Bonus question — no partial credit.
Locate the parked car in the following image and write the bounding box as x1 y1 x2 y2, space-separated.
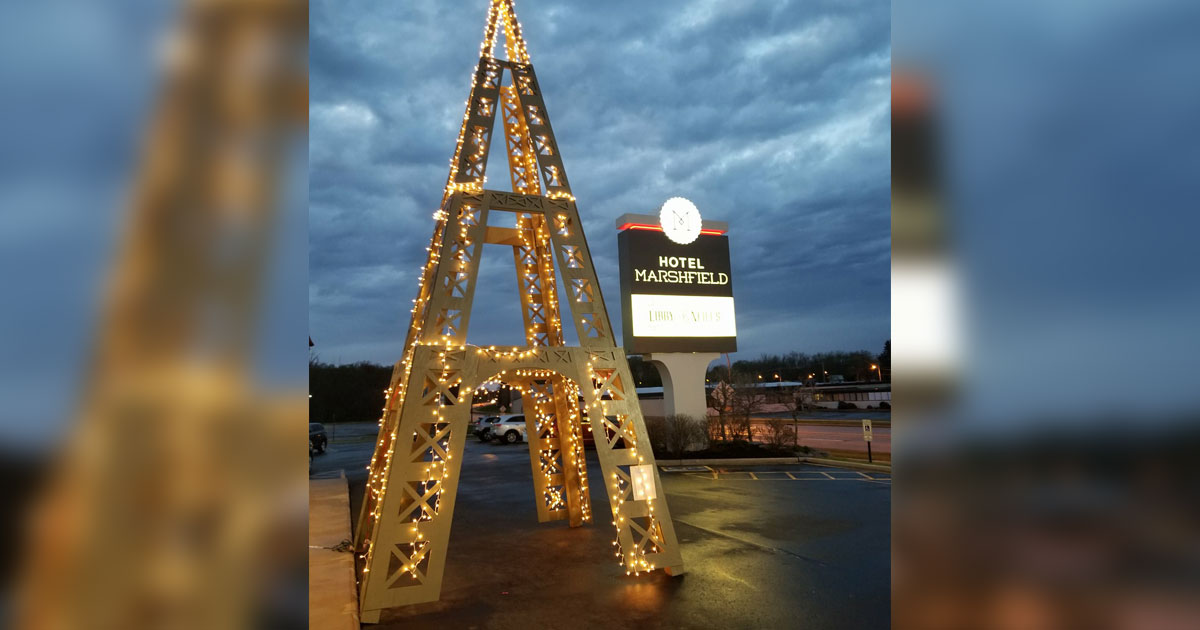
309 422 327 454
488 414 527 444
470 415 499 440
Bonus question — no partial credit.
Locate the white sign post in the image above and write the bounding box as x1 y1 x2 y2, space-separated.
862 419 873 463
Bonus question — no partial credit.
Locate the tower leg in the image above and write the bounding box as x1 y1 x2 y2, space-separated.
519 375 589 524
552 376 589 526
521 382 565 522
357 347 474 611
584 357 685 576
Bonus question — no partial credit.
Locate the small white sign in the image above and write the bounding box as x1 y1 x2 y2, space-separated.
631 464 657 501
862 419 873 442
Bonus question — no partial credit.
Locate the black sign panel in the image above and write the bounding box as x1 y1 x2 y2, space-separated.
617 229 737 353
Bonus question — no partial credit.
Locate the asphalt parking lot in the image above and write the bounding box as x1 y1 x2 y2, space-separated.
312 427 889 629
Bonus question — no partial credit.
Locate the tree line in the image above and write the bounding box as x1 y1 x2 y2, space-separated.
709 342 890 384
309 359 392 424
629 340 891 388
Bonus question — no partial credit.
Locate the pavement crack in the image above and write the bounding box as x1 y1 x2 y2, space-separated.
674 518 828 567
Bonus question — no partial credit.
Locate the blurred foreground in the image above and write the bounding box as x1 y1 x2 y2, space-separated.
0 1 308 629
894 2 1200 628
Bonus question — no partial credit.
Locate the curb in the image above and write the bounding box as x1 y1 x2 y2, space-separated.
750 418 892 429
330 436 376 444
656 456 891 473
657 457 801 467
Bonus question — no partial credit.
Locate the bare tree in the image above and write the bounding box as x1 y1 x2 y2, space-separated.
644 414 708 458
666 414 707 458
763 417 794 450
642 415 666 454
780 382 816 448
729 375 766 442
708 381 736 443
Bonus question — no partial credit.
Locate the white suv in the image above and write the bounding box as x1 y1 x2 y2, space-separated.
488 414 527 444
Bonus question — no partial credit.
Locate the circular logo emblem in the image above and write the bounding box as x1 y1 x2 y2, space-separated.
659 197 702 245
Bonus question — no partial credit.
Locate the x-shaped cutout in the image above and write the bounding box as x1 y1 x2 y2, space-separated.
627 517 665 555
387 542 431 586
580 313 605 338
601 414 636 448
409 422 453 463
570 278 592 302
421 372 461 406
561 245 583 268
398 479 444 523
592 369 625 401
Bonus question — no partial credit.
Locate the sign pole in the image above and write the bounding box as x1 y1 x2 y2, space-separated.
644 352 721 419
862 419 873 463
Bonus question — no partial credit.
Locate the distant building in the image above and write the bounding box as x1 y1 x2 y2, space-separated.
702 380 891 411
634 387 666 416
807 382 890 408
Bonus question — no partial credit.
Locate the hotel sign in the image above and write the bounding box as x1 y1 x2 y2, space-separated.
616 205 737 353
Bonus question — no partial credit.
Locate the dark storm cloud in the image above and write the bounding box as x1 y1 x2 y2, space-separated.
310 0 890 365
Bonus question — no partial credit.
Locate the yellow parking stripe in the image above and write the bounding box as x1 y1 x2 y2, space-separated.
678 470 891 482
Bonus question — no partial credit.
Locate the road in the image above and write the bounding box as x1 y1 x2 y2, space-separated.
750 421 891 458
755 409 892 422
311 428 890 629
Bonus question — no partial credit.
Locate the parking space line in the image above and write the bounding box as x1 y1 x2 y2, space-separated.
671 469 891 483
829 472 863 479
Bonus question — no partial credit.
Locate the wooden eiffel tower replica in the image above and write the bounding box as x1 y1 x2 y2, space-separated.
353 0 684 621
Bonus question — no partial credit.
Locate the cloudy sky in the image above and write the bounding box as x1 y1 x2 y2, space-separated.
310 0 890 366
